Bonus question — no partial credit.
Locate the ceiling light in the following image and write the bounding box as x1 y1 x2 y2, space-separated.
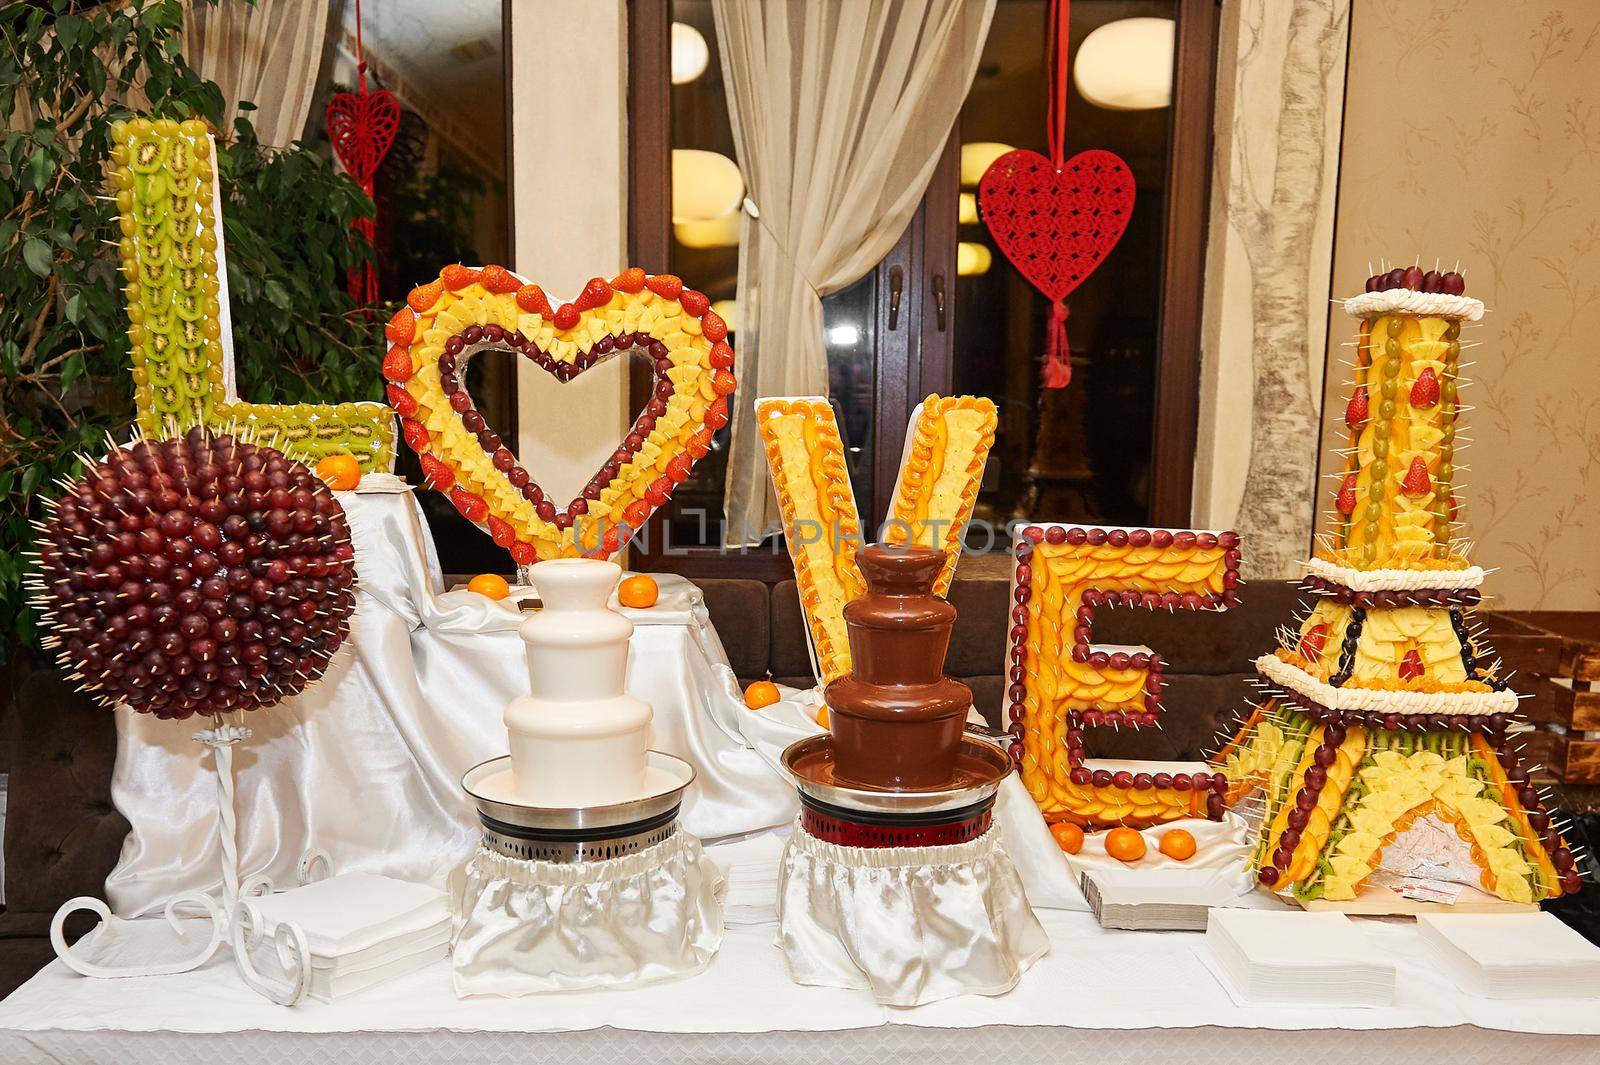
957 242 992 276
959 192 979 225
1074 18 1175 111
671 22 710 85
671 149 744 223
826 324 861 346
674 210 741 249
960 142 1016 187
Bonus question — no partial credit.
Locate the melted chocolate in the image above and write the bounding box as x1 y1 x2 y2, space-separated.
825 544 971 789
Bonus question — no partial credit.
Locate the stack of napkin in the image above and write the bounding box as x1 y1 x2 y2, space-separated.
1202 910 1395 1006
1418 913 1600 999
247 873 450 1002
1081 869 1238 931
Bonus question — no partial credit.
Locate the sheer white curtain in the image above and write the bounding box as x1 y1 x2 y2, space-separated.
184 0 330 147
712 0 995 545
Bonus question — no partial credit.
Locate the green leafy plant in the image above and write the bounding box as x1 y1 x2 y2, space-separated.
0 0 382 666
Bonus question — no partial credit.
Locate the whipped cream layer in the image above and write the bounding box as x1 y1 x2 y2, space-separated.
1343 289 1485 321
1255 654 1519 717
1302 557 1486 592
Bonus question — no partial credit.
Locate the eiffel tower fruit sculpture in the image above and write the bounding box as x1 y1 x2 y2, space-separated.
1214 264 1581 908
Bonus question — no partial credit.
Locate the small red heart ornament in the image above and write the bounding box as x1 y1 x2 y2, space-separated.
325 89 400 189
978 148 1135 304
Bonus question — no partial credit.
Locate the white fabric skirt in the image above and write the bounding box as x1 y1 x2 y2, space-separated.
776 821 1048 1006
449 829 723 997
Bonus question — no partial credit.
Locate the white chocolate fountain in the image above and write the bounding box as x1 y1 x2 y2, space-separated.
473 558 677 808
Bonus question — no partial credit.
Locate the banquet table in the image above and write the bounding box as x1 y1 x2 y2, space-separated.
2 834 1598 1064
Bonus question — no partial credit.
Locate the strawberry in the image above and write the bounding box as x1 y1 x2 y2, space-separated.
1299 623 1329 660
418 454 454 491
401 419 430 451
386 382 417 418
385 306 416 345
612 267 647 293
510 540 537 566
407 279 444 313
711 369 737 396
479 265 521 293
575 277 613 311
666 453 694 484
704 395 730 430
1410 367 1440 408
623 499 651 528
1335 473 1357 515
450 487 487 523
1345 387 1369 430
688 426 714 459
1398 648 1425 681
1448 492 1460 523
708 340 735 369
680 289 710 316
602 524 622 554
646 273 683 300
487 514 515 548
1400 455 1431 496
382 344 414 382
701 309 727 342
516 284 552 316
441 264 481 290
645 476 674 506
552 303 580 331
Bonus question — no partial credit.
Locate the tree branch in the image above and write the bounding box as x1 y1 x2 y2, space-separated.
18 273 57 368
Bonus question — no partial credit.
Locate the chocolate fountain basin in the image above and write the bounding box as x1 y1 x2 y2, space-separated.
781 732 1011 816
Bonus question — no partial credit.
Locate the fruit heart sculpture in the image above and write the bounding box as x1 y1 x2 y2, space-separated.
1007 523 1242 829
1213 263 1581 909
383 265 734 563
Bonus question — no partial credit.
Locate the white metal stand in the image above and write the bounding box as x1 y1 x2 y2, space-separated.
49 719 322 1005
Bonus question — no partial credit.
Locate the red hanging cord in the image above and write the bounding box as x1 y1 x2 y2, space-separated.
1040 0 1072 388
326 0 398 307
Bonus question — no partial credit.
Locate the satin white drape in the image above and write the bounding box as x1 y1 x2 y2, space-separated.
184 0 329 146
450 832 724 997
777 823 1048 1007
711 0 996 544
106 487 799 917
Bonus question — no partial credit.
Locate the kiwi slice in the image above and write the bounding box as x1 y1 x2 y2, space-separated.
129 136 167 175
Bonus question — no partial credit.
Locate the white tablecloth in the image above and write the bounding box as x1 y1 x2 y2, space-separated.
106 487 798 916
3 834 1599 1064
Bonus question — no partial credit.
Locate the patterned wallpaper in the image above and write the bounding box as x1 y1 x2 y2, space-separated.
1323 1 1600 609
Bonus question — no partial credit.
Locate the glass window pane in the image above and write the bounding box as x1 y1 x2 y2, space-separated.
954 0 1175 537
315 1 511 575
666 0 883 547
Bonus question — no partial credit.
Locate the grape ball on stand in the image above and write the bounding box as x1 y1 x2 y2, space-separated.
31 426 358 720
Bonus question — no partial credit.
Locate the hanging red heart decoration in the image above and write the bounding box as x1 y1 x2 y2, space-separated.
326 88 400 191
325 1 399 307
978 148 1135 305
972 0 1137 388
326 87 399 305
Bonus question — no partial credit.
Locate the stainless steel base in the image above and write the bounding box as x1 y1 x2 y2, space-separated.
480 818 680 863
462 751 696 864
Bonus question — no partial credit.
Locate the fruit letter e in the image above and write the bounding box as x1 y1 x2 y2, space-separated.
1005 524 1241 829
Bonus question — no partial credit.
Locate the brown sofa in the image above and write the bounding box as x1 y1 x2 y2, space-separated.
0 576 1303 997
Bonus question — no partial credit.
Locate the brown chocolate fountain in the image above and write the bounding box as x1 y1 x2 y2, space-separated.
825 544 972 789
